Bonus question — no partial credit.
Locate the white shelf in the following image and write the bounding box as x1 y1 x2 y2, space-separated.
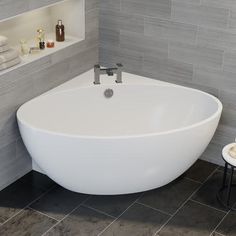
0 0 85 76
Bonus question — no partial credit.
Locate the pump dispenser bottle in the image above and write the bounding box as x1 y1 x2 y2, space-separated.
56 20 65 42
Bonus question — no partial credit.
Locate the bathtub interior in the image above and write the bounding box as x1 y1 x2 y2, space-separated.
17 84 220 137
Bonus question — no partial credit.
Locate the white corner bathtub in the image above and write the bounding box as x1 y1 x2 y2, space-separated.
17 70 222 195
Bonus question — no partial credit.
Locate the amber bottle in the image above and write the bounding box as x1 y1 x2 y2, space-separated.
56 20 65 42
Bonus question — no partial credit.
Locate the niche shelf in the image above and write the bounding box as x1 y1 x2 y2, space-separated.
0 0 85 76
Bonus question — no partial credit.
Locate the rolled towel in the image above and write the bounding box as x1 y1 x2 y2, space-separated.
0 44 9 53
0 48 19 64
0 57 21 71
0 36 8 47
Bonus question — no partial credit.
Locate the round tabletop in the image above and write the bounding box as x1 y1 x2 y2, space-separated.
222 143 236 167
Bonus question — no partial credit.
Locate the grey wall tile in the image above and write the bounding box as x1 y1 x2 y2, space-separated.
223 52 236 73
169 42 224 68
68 46 99 78
193 66 236 91
0 0 29 21
171 1 229 29
100 9 144 33
33 60 70 95
0 141 31 191
29 0 62 10
86 8 99 37
121 0 171 19
143 57 193 83
100 28 120 48
0 0 99 190
86 0 99 12
99 0 120 11
202 0 236 10
219 89 236 111
120 30 168 60
221 108 236 127
99 0 236 168
145 17 197 44
229 10 236 28
197 27 236 50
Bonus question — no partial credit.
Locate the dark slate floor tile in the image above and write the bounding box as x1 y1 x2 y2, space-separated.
101 203 169 236
216 211 236 236
158 200 225 236
45 205 113 236
0 207 57 236
30 185 88 220
213 233 225 236
138 177 200 215
184 159 218 183
0 171 55 224
84 193 141 217
191 170 236 211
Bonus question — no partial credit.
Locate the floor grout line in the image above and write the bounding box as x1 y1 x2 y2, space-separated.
0 184 56 227
41 195 91 236
97 192 145 236
27 207 59 222
183 177 202 184
136 202 172 217
189 199 227 214
212 231 226 236
209 209 230 236
154 167 220 236
81 204 116 219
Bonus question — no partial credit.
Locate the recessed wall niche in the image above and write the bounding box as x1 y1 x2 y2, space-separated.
0 0 85 75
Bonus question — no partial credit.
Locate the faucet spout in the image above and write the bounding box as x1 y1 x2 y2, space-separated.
94 64 123 85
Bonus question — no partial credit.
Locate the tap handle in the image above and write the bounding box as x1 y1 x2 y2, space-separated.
116 63 123 68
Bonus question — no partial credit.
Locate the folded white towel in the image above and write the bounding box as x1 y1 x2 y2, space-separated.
0 48 19 64
0 44 9 53
0 57 21 71
0 36 8 47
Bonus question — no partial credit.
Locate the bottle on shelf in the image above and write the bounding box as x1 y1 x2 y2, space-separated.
56 20 65 42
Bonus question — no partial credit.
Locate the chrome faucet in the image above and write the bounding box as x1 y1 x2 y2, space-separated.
94 63 123 85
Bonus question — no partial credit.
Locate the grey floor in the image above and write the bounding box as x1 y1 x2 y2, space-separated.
0 160 235 236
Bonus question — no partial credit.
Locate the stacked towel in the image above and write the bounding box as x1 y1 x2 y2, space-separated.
0 36 20 71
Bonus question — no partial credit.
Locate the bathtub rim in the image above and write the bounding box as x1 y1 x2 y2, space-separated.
17 81 223 140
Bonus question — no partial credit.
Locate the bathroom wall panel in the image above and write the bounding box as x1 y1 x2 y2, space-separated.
144 17 197 44
121 0 171 19
169 42 224 68
99 0 236 165
0 141 31 190
171 1 229 29
29 0 63 10
0 0 29 21
100 9 144 33
99 0 120 11
0 0 99 190
197 27 236 51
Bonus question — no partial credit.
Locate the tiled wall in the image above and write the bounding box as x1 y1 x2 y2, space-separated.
99 0 236 165
0 0 99 190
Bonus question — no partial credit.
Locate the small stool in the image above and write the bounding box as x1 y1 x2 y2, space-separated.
217 143 236 210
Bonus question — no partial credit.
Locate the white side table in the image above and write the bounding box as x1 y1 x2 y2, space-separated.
217 143 236 209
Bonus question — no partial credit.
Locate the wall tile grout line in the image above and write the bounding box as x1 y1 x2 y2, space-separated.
27 207 59 222
97 192 145 236
154 167 220 235
0 184 57 227
41 195 92 236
